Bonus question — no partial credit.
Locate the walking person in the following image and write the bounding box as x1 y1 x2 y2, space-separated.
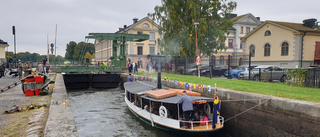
178 90 194 129
18 60 23 79
23 62 32 77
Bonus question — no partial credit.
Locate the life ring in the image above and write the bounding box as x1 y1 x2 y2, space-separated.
159 106 168 118
204 103 211 115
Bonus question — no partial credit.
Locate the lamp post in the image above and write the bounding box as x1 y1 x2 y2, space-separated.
194 21 200 78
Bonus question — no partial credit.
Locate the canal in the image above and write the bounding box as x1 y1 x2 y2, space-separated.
68 87 177 137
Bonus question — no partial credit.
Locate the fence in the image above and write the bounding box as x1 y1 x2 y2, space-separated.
305 69 320 88
146 55 244 78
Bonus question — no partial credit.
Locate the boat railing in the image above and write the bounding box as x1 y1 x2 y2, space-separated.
179 120 212 130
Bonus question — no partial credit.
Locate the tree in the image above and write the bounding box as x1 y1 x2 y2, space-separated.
84 52 92 61
72 42 95 62
65 41 77 61
148 0 237 57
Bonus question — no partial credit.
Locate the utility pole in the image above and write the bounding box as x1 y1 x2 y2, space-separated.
12 26 16 68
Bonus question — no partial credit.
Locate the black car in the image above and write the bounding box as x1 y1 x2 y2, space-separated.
201 65 228 77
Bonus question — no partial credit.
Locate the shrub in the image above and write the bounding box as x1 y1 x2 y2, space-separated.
286 68 307 87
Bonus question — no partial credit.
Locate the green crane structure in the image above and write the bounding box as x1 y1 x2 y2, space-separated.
85 33 149 68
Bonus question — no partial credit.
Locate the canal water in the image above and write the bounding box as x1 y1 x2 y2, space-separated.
68 87 229 137
68 87 176 137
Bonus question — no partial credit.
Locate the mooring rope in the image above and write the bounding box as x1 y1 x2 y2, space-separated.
224 99 271 122
221 99 262 102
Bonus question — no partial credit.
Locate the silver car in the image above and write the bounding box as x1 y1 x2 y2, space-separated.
238 65 287 82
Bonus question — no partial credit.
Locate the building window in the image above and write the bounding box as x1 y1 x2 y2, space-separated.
149 32 155 41
246 27 251 34
264 44 271 56
281 42 289 56
138 46 143 55
240 26 244 34
143 23 149 28
220 56 224 65
264 30 271 36
240 42 243 49
149 46 155 55
137 31 143 35
250 45 255 57
228 39 233 49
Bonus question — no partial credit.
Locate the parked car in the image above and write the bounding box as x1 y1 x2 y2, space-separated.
239 65 287 82
224 65 258 78
202 65 228 77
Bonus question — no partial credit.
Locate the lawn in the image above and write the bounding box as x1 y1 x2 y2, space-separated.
134 72 320 103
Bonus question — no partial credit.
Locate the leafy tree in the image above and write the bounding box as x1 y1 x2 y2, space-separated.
84 52 93 60
65 41 77 61
72 42 95 62
148 0 237 57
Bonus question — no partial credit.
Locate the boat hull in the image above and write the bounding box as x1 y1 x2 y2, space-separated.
125 97 222 136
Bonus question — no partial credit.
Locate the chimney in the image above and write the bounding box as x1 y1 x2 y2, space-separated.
133 18 138 24
256 17 260 21
303 18 317 28
124 25 127 29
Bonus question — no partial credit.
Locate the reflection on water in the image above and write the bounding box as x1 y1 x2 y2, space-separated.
68 87 177 137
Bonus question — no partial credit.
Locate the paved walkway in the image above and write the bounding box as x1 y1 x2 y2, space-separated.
44 74 78 137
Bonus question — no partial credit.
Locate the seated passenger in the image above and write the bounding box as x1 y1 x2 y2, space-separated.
200 114 209 125
191 111 200 125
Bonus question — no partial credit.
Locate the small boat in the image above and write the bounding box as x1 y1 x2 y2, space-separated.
124 80 224 135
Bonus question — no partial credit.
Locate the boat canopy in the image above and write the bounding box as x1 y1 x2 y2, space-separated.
124 81 169 94
141 94 214 104
124 81 215 104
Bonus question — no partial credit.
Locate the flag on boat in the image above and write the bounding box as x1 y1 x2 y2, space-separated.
213 87 220 128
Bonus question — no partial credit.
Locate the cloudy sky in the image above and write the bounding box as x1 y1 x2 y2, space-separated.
0 0 319 56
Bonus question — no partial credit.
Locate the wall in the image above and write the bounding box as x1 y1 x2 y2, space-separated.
121 74 320 136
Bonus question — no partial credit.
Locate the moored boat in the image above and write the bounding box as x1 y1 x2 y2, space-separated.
124 80 224 135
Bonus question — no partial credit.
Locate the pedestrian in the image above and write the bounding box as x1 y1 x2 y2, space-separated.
42 57 47 72
86 58 89 67
178 90 194 129
127 73 133 82
64 60 68 69
37 62 44 73
132 62 136 73
1 62 5 77
0 62 4 78
129 63 133 73
18 60 23 79
8 57 13 69
46 62 50 74
23 62 32 77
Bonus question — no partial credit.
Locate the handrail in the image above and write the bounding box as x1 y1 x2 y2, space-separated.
179 120 213 130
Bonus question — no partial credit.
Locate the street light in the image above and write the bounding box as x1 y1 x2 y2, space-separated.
194 21 200 78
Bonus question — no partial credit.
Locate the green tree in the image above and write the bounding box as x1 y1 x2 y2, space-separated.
84 52 92 60
65 41 77 61
72 42 95 62
148 0 237 57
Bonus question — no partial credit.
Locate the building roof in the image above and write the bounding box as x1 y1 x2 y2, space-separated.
230 14 248 22
116 17 159 34
272 21 320 32
0 39 9 47
242 20 320 41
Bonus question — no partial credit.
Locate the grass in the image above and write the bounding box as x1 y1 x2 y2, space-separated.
134 72 320 103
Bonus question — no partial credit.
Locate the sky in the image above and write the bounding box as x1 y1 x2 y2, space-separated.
0 0 319 57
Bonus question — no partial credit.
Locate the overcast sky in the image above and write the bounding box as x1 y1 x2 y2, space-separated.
1 0 319 56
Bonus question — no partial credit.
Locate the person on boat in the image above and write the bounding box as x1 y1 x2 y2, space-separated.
191 111 200 125
127 73 133 82
178 90 193 129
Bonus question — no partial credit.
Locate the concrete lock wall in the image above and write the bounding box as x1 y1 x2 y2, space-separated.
122 74 320 136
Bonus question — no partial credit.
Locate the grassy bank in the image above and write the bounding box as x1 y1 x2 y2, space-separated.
135 73 320 103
